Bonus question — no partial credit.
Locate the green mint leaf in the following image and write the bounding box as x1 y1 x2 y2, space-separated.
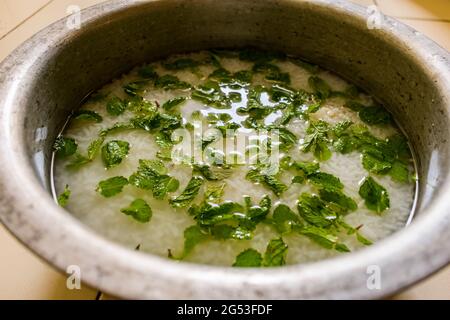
359 176 390 213
246 168 287 196
191 201 246 226
319 188 357 212
389 161 411 183
193 164 232 181
362 150 392 174
301 121 332 161
356 232 373 246
106 96 127 116
308 172 344 190
170 176 204 208
87 137 105 160
300 225 350 252
308 76 331 99
344 100 365 112
180 225 209 258
297 193 337 228
72 110 103 123
123 80 148 96
102 140 130 169
192 81 230 109
66 153 91 169
129 159 179 199
272 204 301 234
121 199 152 223
204 183 226 203
138 64 158 80
152 175 180 199
211 225 253 240
155 75 191 90
162 97 187 111
263 238 288 267
54 136 78 158
57 185 71 207
96 176 128 198
359 106 392 125
233 248 263 267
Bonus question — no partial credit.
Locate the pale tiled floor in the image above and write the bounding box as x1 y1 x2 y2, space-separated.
0 0 449 300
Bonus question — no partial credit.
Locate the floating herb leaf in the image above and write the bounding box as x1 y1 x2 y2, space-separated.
359 106 392 125
102 140 130 169
359 176 390 213
54 136 78 158
96 176 128 198
121 199 152 223
308 76 331 100
162 97 187 111
170 176 204 208
57 185 71 207
263 238 288 267
73 110 103 123
155 75 191 90
233 248 263 267
106 96 127 116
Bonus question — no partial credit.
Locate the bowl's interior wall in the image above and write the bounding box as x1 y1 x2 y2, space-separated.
25 0 449 217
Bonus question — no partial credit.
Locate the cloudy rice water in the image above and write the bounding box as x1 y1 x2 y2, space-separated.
53 50 416 266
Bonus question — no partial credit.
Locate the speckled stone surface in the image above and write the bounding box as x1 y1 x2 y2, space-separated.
0 0 449 299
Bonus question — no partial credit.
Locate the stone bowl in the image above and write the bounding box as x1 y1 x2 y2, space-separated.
0 0 449 299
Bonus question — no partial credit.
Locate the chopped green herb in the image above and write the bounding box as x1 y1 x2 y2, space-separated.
301 121 332 161
359 176 390 213
233 248 263 267
359 106 392 125
272 204 301 234
121 199 152 223
308 76 331 100
192 81 230 109
96 176 128 198
300 225 350 252
54 136 78 158
179 225 209 258
123 80 148 96
246 166 287 196
155 75 191 90
129 159 179 199
106 96 127 116
263 238 288 267
170 176 204 208
162 97 187 111
308 172 343 190
204 183 226 203
138 64 158 80
72 110 103 123
57 185 71 207
101 140 130 169
318 188 357 212
193 164 231 181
